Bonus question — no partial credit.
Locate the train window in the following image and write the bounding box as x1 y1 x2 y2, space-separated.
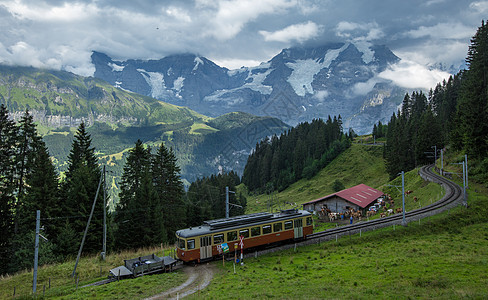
178 239 185 250
187 239 195 250
251 226 261 237
239 229 249 238
227 231 237 242
284 221 293 230
263 225 272 234
306 217 312 226
213 234 224 244
273 222 282 232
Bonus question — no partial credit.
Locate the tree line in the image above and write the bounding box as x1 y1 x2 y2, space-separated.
384 21 488 180
242 116 352 193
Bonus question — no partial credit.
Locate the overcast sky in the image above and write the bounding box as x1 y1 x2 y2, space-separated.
0 0 485 89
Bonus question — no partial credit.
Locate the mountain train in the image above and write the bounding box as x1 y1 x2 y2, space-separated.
175 209 313 263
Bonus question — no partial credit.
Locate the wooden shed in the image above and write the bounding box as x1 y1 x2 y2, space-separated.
302 184 384 214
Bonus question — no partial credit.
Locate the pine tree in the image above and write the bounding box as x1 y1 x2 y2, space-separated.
152 143 185 243
12 119 61 269
454 21 488 159
0 104 18 274
61 122 103 255
115 140 152 249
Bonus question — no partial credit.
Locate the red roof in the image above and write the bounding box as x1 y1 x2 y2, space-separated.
302 184 383 208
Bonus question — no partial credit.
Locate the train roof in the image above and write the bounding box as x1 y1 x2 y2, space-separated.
176 209 311 238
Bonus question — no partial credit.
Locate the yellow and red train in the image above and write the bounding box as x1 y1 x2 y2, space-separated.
175 209 313 263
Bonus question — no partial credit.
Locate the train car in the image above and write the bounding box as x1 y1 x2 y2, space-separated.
175 209 313 263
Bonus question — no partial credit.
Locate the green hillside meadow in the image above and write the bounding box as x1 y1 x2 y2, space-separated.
1 142 486 299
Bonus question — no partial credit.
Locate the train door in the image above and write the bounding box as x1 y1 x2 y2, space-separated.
294 218 303 239
200 236 212 260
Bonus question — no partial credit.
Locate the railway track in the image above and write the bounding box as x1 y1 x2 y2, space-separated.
244 164 464 258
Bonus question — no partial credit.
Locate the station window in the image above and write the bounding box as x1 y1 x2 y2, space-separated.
178 239 185 250
263 225 272 234
227 231 237 242
251 226 261 237
273 222 282 232
306 217 313 226
213 234 224 244
239 229 249 238
187 239 195 250
284 221 293 230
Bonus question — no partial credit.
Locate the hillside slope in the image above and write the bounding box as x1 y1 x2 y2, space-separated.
243 142 388 213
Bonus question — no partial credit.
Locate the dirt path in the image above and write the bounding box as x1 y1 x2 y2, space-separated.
145 263 216 299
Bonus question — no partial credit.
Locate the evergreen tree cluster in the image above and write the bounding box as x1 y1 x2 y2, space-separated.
385 21 488 180
372 121 387 139
0 106 188 275
0 106 66 274
186 171 246 227
384 91 443 179
242 117 352 193
114 140 185 248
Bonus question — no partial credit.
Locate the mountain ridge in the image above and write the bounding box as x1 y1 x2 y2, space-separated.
91 42 406 134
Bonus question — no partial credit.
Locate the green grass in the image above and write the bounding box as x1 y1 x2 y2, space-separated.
0 246 185 299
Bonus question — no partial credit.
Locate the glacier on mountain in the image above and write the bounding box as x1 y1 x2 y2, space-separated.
91 42 405 134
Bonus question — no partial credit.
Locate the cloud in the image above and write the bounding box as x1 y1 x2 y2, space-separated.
469 1 488 13
1 1 98 22
335 21 384 41
0 0 481 76
350 78 381 96
405 22 474 39
378 60 451 90
165 6 191 23
203 0 295 40
211 58 262 69
259 21 322 43
313 90 329 102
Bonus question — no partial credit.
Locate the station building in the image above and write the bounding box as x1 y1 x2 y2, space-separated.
302 184 384 214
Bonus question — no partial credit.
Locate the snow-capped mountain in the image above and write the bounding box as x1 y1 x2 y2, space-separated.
92 43 406 134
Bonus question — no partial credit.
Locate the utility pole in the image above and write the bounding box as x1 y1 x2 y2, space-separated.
431 145 437 167
102 165 107 260
401 171 406 226
462 161 467 206
226 186 229 218
441 149 444 175
465 154 468 189
33 210 40 294
225 186 239 218
72 173 103 277
453 161 467 207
